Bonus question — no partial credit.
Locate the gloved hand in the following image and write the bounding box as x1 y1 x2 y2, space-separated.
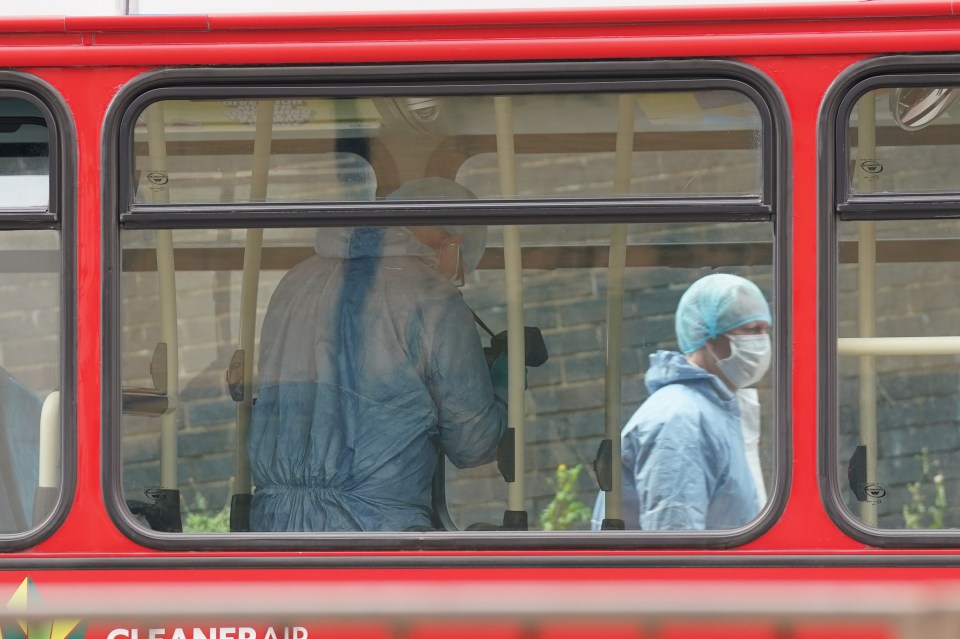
490 354 528 400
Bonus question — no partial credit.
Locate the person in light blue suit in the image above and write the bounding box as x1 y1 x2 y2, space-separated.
593 273 772 531
0 367 42 533
248 178 507 532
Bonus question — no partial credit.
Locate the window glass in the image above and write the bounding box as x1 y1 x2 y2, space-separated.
443 221 774 531
130 91 763 204
836 218 960 530
0 92 58 540
119 221 775 535
117 82 776 540
847 87 960 196
838 83 960 532
0 97 49 209
0 229 60 533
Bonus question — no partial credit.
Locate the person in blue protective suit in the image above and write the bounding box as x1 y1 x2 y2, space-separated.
592 272 772 531
247 177 508 532
0 366 42 533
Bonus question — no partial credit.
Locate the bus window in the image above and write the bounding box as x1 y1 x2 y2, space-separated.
0 93 63 540
111 71 782 545
127 92 763 204
847 86 960 196
0 97 48 209
830 82 960 538
0 231 60 535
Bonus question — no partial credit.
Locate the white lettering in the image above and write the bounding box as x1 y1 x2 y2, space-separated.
150 629 166 639
292 628 307 639
107 629 131 639
172 628 187 639
220 628 235 639
238 628 256 639
263 628 278 639
193 629 210 639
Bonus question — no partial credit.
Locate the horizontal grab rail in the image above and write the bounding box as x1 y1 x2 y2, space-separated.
838 336 960 356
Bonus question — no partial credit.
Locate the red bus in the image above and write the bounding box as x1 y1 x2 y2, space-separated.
2 1 960 637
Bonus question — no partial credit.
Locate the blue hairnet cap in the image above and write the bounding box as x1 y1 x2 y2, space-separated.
675 273 772 354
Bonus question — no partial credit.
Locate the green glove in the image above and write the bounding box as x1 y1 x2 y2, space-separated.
490 354 527 398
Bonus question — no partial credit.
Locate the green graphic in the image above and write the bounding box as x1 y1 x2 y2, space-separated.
2 578 85 639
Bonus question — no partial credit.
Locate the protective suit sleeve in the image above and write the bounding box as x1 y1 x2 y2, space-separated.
0 368 42 533
632 411 709 531
428 295 508 469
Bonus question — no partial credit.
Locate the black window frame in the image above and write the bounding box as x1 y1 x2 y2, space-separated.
821 55 960 547
0 73 76 551
104 60 790 552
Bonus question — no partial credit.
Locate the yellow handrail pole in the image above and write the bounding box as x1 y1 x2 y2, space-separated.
838 336 960 355
855 93 878 526
600 94 634 528
494 95 527 528
146 102 180 494
234 101 274 501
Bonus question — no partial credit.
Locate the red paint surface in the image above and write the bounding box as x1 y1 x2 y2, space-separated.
1 6 960 632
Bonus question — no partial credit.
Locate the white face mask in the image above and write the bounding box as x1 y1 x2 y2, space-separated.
712 333 772 389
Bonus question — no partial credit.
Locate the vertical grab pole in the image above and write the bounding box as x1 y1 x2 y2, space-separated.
230 100 274 532
146 102 183 530
856 94 878 526
494 96 527 530
598 94 634 530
